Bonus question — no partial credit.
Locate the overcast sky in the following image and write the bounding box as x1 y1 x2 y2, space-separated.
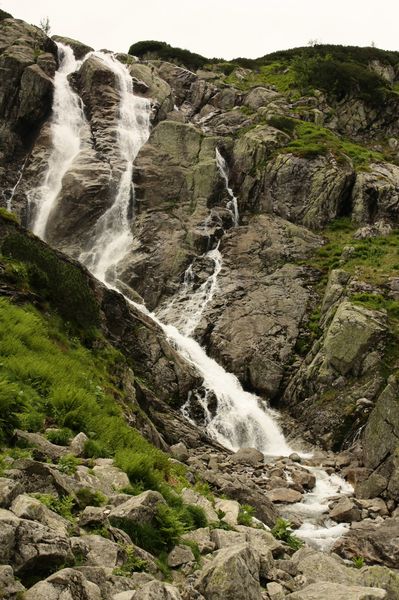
2 0 398 59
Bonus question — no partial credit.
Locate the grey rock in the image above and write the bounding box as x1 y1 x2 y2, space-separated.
211 528 247 549
69 431 89 456
0 477 23 508
286 582 386 599
329 497 362 523
196 543 262 600
134 580 182 599
182 527 215 554
109 491 166 527
11 493 69 536
23 568 102 600
214 498 240 526
167 544 195 567
170 442 189 463
181 488 218 522
0 565 25 599
267 488 303 503
230 447 264 467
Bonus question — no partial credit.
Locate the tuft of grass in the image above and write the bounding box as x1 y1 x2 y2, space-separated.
46 428 73 446
113 544 148 576
352 556 366 569
34 493 75 522
75 487 107 509
57 454 80 475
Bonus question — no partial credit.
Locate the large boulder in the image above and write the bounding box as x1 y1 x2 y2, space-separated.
11 493 69 536
286 582 386 599
291 547 360 585
134 580 182 599
332 518 399 569
196 543 262 600
0 478 23 508
351 163 399 225
23 568 102 600
109 490 166 527
0 565 25 599
359 376 399 501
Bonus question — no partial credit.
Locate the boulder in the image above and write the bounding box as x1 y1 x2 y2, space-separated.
359 566 399 600
91 463 131 494
69 432 89 456
210 528 246 550
236 525 286 558
134 580 182 599
13 518 73 576
11 493 70 536
329 497 362 523
267 488 303 503
71 535 122 568
286 582 386 599
79 506 110 528
182 527 215 554
214 498 240 526
230 447 264 467
291 547 360 585
52 35 94 59
0 508 19 563
14 430 69 461
181 488 218 522
333 518 399 569
196 543 262 600
109 490 166 527
0 477 23 508
267 582 285 600
167 544 195 567
0 565 25 599
170 442 189 463
23 568 102 600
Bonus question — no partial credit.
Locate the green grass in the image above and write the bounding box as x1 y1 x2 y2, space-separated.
278 121 385 168
0 297 172 487
237 504 255 526
33 493 76 522
225 61 298 95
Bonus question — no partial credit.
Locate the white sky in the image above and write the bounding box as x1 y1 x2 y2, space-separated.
2 0 398 59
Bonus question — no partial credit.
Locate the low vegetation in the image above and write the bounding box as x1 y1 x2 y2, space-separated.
271 517 304 550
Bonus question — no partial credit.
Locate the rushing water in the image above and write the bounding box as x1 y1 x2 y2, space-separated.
78 52 151 286
27 44 352 549
215 147 239 226
31 43 85 239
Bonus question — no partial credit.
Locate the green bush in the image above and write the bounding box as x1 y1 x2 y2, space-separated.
267 115 296 135
128 40 219 71
34 493 75 522
113 544 148 576
76 487 107 509
57 454 79 475
0 208 19 223
0 377 25 443
46 428 73 446
237 504 255 526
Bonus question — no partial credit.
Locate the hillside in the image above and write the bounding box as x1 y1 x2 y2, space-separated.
1 13 399 599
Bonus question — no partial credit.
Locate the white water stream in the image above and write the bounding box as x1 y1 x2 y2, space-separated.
215 147 239 226
31 43 86 240
26 44 352 551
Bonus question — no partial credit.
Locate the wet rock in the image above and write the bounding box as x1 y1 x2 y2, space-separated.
267 488 303 503
329 497 362 523
290 470 316 491
230 447 264 467
196 543 262 600
167 544 195 567
52 35 94 59
23 568 102 600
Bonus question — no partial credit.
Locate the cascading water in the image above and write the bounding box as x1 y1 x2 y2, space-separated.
78 52 151 286
31 43 86 239
6 156 29 211
28 44 352 550
215 147 239 226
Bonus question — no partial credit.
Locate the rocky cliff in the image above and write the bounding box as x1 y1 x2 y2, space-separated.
1 12 399 599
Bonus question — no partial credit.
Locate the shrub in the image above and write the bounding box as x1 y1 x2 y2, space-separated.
352 556 365 569
76 487 107 509
113 544 148 576
0 377 25 443
46 428 73 446
34 493 75 522
272 518 303 550
237 504 255 526
57 454 80 475
128 40 217 71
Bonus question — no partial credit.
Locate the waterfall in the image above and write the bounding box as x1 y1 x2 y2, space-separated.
26 44 353 550
6 156 29 211
78 52 151 286
31 43 85 239
157 246 222 337
216 147 239 226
